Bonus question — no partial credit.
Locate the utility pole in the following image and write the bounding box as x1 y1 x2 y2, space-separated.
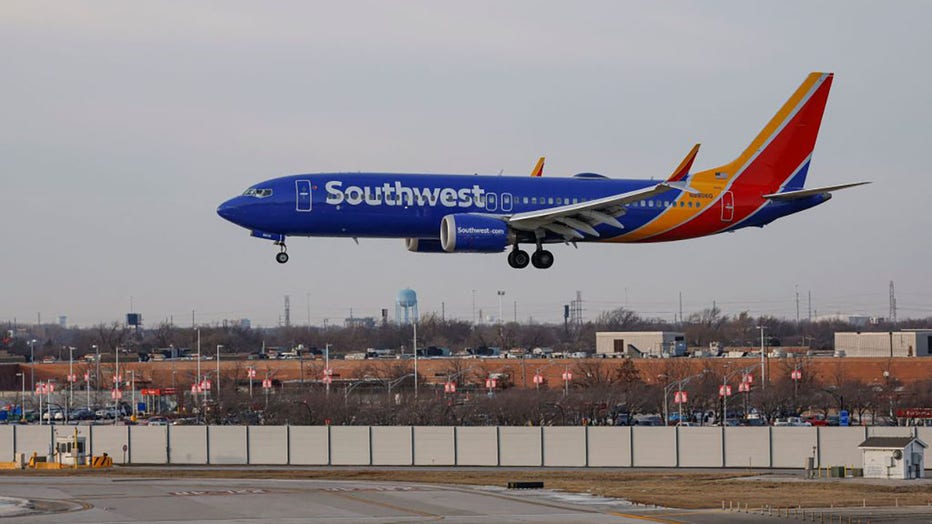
889 281 897 324
471 289 476 325
795 285 800 326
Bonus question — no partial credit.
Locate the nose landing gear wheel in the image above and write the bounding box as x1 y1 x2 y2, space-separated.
508 249 530 269
275 252 289 264
531 249 554 269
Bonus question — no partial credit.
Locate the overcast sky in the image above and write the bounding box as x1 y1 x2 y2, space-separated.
2 1 930 328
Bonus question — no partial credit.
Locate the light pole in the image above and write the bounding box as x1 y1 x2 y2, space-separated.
324 344 331 396
28 339 37 391
216 344 223 399
756 325 767 389
92 344 100 401
130 370 136 420
662 370 708 426
413 323 418 399
497 290 505 323
15 373 24 422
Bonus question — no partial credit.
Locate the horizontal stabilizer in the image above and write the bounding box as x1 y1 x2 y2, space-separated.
762 182 870 200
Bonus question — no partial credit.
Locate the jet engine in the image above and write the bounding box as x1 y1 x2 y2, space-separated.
440 214 511 253
405 238 447 253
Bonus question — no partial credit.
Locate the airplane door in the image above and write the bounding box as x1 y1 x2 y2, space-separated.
485 192 498 211
296 180 312 212
500 193 513 212
720 191 734 222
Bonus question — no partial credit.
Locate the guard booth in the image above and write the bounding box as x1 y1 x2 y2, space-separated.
54 433 87 466
858 437 926 479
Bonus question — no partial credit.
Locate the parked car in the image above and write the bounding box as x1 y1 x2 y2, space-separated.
95 406 127 419
145 416 169 426
69 408 95 421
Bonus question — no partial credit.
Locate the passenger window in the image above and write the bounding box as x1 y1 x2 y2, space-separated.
679 201 685 207
523 197 529 204
531 197 537 204
572 198 578 204
548 197 554 205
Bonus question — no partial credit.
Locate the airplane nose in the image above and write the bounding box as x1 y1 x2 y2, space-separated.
217 198 240 223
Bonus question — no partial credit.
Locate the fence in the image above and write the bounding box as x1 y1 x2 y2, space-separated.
6 425 929 468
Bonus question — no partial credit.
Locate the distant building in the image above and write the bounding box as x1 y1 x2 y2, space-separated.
345 317 376 329
812 314 872 327
834 330 932 357
596 332 686 358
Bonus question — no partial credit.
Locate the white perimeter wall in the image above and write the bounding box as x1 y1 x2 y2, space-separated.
6 425 927 469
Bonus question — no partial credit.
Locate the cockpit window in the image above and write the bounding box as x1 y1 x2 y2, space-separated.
242 188 273 198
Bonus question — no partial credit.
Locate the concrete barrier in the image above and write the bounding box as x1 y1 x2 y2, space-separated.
288 426 328 465
413 426 455 466
371 426 412 465
499 427 542 466
330 426 370 465
248 426 288 465
455 426 497 466
208 426 247 465
678 427 723 467
633 427 676 467
169 426 208 464
543 427 587 467
130 426 167 464
818 427 868 468
587 426 631 467
4 424 928 470
771 427 817 468
724 426 770 468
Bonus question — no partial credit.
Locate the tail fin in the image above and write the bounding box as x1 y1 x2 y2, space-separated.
699 73 833 192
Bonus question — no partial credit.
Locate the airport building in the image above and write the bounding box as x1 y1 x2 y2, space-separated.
595 331 686 358
834 330 932 357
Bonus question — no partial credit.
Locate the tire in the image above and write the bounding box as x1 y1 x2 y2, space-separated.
508 249 530 269
275 252 289 264
531 249 554 269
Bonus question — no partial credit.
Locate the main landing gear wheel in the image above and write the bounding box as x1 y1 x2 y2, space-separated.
531 249 554 269
508 249 530 269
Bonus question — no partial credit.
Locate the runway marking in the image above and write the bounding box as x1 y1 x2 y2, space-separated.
170 488 266 496
329 490 439 518
609 512 683 523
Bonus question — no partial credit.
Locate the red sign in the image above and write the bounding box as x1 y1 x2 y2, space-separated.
321 375 332 385
66 374 76 383
896 408 932 418
163 387 176 395
562 371 573 382
791 369 802 380
140 388 149 396
674 390 688 404
323 368 333 376
83 372 90 382
742 373 754 384
718 385 732 397
261 378 272 389
444 381 456 393
247 368 257 379
532 374 544 385
111 388 122 400
738 382 751 393
485 378 497 389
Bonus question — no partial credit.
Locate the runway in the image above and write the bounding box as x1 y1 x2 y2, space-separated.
0 476 773 523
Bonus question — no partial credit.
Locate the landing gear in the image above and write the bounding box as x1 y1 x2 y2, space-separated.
531 249 554 269
508 248 530 269
275 241 289 264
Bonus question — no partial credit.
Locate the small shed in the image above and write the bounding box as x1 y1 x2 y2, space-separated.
858 437 926 479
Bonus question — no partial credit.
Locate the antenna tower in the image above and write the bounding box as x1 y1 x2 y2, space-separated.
889 281 897 324
284 295 291 327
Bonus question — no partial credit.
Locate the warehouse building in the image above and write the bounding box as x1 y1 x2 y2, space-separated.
596 331 686 358
834 330 932 357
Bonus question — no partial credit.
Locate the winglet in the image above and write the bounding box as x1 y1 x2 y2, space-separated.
666 144 700 182
530 156 545 177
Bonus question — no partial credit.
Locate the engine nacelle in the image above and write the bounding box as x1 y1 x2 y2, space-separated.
405 238 447 253
440 214 510 253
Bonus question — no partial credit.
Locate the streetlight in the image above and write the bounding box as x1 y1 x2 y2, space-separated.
497 290 506 324
28 339 37 391
413 322 419 399
662 370 708 426
216 344 223 398
756 325 767 389
324 344 331 396
15 372 24 422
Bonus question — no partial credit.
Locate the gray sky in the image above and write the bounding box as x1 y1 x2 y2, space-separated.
2 1 931 328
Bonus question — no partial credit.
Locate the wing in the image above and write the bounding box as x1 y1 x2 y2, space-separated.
507 145 701 239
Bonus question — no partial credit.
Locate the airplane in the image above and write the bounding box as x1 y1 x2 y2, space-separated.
218 72 868 269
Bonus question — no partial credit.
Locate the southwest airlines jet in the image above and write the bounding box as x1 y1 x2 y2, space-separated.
218 73 867 269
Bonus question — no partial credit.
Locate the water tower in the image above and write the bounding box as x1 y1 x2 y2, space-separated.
396 288 419 325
